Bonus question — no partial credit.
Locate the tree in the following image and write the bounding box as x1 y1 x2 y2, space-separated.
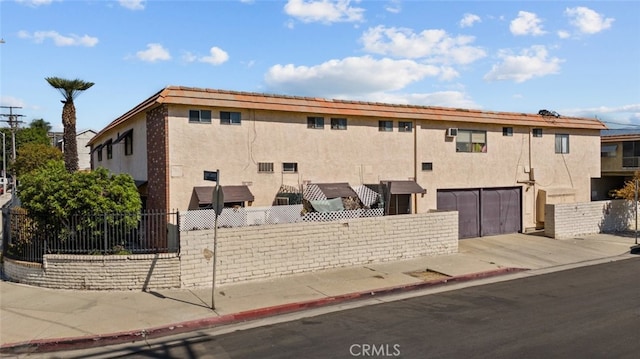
45 77 94 173
18 160 142 250
612 171 640 200
12 143 62 177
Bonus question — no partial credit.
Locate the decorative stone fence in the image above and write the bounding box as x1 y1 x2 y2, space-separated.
544 199 635 239
2 211 458 290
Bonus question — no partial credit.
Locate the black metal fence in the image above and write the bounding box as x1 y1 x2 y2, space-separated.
2 208 180 263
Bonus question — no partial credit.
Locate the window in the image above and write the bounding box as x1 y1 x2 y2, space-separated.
282 162 298 173
379 120 393 132
106 140 113 159
307 117 324 129
503 127 513 136
456 130 487 153
622 141 640 167
97 148 103 162
601 144 617 158
258 162 274 173
421 162 433 171
532 128 543 137
399 121 413 132
189 109 212 123
124 131 133 156
221 111 241 125
331 118 347 130
555 134 570 154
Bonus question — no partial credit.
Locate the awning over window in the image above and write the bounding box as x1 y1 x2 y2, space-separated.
194 185 255 205
315 183 358 198
90 143 104 154
384 180 426 195
601 144 618 153
114 128 133 144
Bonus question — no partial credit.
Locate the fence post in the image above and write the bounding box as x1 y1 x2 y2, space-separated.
103 213 108 254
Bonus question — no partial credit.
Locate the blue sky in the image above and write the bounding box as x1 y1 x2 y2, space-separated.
1 0 638 132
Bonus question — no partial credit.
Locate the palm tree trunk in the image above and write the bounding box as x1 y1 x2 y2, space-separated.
62 101 79 172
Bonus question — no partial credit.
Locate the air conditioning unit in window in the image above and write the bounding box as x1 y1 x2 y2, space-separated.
446 128 458 137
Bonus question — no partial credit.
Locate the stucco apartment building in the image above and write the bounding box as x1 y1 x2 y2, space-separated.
88 86 606 238
592 130 640 200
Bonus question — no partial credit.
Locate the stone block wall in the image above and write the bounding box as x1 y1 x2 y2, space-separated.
3 253 180 290
544 199 635 239
180 211 458 288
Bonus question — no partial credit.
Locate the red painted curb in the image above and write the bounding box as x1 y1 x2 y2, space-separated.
0 267 527 354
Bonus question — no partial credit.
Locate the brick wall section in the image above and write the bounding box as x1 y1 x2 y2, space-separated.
3 254 180 290
180 211 459 288
146 105 169 212
544 199 635 239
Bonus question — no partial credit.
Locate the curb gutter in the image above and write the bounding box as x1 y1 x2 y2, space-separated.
0 267 527 355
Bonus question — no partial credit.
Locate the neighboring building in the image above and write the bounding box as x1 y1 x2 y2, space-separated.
592 129 640 200
88 86 606 238
55 129 97 171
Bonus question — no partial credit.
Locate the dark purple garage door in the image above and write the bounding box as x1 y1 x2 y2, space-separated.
437 187 522 239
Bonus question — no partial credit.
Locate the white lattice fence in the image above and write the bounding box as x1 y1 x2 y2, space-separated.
180 205 304 231
302 208 384 222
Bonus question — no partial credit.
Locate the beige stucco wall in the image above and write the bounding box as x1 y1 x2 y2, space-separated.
164 105 601 230
77 130 96 170
89 102 602 232
91 113 148 182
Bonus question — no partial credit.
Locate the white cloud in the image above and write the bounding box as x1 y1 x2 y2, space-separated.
565 7 614 34
360 25 486 65
119 0 145 10
16 0 54 7
460 13 481 28
510 11 546 36
557 30 570 39
563 104 640 126
186 46 229 65
284 0 364 24
265 56 446 97
136 43 171 62
484 45 563 83
18 30 98 47
385 0 401 14
0 96 25 108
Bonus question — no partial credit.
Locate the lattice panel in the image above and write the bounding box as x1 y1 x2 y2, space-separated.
302 208 384 222
353 185 381 207
180 205 304 231
303 184 327 201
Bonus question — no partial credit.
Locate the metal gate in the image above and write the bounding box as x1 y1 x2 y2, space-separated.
437 187 522 239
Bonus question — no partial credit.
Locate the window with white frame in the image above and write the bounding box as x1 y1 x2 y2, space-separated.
282 162 298 173
503 127 513 136
456 130 487 153
331 118 347 130
189 110 212 123
221 111 241 125
533 128 543 137
307 117 324 129
555 134 570 154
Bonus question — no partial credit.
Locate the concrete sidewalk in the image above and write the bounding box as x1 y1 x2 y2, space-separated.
1 231 638 354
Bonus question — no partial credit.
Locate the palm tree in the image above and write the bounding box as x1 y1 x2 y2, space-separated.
45 77 94 172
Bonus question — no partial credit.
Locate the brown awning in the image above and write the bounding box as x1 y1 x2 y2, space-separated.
385 180 426 195
315 183 358 198
194 185 254 205
114 128 133 144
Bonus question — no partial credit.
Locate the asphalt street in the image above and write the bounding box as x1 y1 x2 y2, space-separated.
51 257 640 359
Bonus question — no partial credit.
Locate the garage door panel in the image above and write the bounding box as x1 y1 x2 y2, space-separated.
438 187 521 239
437 190 479 239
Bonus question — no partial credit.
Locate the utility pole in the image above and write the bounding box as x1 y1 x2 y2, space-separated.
0 106 25 199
